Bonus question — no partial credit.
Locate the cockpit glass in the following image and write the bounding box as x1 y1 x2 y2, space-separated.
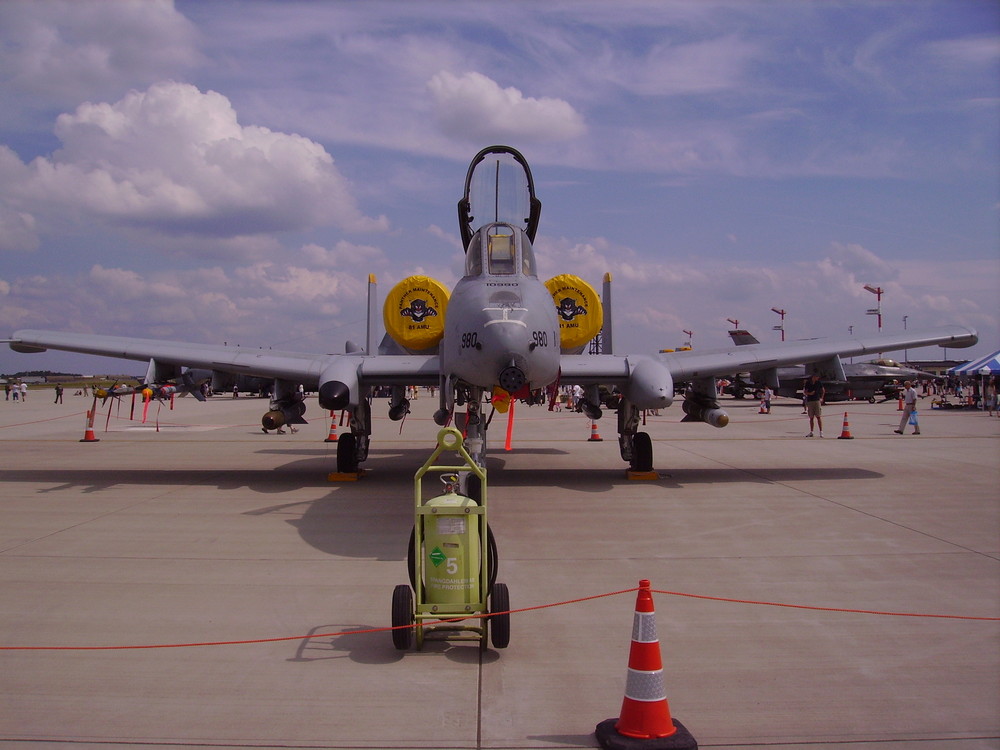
467 152 531 235
488 233 515 275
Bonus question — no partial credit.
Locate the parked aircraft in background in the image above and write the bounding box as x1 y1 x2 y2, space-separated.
7 146 978 475
725 330 942 402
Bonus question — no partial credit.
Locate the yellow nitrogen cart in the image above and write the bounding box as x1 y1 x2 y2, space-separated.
391 427 509 651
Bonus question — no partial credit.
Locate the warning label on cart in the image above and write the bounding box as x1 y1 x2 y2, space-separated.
436 517 467 535
429 547 447 567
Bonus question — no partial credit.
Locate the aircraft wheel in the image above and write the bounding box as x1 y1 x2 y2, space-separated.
336 432 358 473
489 582 510 649
391 584 414 650
868 396 876 404
630 432 653 472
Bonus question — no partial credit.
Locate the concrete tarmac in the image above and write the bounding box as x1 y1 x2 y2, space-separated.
1 389 998 749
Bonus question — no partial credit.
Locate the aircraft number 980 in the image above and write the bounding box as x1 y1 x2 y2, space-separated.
532 331 549 347
461 332 479 349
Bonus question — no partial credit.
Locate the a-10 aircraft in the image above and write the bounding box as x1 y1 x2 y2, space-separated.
725 330 941 402
7 145 978 475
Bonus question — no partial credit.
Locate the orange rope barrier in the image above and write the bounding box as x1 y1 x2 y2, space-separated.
2 585 995 651
0 411 88 429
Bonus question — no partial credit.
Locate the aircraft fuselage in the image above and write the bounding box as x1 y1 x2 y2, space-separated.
442 223 560 395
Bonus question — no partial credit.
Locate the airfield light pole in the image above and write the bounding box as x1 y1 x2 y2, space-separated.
863 285 883 333
771 307 786 342
683 329 693 348
902 315 908 363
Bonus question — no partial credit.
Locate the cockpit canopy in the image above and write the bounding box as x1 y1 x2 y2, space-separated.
458 145 541 249
464 222 537 278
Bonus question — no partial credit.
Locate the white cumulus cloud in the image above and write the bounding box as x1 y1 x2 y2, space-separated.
4 82 389 247
428 71 586 144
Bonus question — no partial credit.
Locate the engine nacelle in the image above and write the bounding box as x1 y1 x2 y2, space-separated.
544 274 603 354
383 275 449 353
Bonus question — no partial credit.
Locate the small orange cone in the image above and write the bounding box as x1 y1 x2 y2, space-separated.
595 580 697 749
588 421 604 442
324 410 339 443
837 412 854 440
80 406 100 443
897 397 904 411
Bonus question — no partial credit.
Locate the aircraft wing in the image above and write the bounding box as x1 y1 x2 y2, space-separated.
559 325 978 391
7 329 439 389
659 325 977 382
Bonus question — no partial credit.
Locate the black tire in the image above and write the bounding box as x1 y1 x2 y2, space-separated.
630 431 653 472
336 432 358 473
466 473 482 504
489 582 510 649
391 584 413 650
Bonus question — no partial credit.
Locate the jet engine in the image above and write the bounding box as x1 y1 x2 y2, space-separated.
544 274 603 353
383 275 450 353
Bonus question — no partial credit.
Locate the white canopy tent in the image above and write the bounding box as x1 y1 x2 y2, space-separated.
948 349 1000 376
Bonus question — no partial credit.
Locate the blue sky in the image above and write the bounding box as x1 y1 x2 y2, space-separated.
1 0 997 375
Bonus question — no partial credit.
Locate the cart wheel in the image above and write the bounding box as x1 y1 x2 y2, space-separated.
391 584 414 650
489 582 510 649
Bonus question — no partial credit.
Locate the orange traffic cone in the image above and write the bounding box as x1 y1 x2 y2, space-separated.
589 421 604 442
324 410 339 443
897 397 904 411
80 405 100 443
837 412 854 440
595 580 697 750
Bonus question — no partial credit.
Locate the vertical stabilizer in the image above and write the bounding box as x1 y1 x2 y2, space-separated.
366 274 378 356
602 272 614 355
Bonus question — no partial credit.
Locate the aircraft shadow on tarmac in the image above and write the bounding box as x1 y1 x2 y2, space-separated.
0 449 882 562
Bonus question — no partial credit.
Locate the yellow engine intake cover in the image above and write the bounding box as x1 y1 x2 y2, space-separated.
383 275 449 351
545 274 603 351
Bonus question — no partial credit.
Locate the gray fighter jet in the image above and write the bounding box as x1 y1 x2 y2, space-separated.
7 146 978 474
726 330 941 402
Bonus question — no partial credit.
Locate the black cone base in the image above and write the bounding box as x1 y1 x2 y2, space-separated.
595 717 697 750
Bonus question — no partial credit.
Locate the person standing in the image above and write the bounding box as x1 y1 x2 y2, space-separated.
54 383 64 404
19 382 27 402
803 373 825 437
895 381 921 435
762 385 774 414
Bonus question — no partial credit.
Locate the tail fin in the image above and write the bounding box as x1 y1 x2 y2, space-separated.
366 273 377 356
601 272 613 355
729 329 760 346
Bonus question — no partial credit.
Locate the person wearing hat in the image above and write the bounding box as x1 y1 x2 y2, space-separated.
895 381 921 435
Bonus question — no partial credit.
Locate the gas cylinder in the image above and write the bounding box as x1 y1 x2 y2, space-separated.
421 479 481 606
